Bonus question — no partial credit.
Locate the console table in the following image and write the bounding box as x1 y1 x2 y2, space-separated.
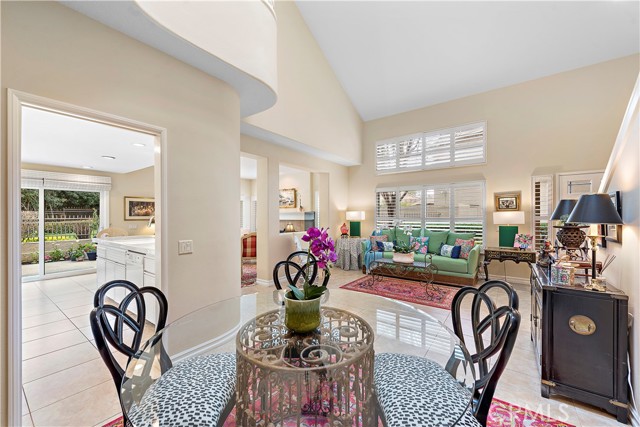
483 246 536 280
530 264 629 422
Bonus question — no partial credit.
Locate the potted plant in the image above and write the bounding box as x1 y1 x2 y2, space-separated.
284 227 337 333
392 240 418 264
84 243 98 261
69 245 85 262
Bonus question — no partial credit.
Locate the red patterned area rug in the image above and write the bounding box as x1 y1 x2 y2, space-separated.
340 275 457 310
103 398 574 427
241 262 257 287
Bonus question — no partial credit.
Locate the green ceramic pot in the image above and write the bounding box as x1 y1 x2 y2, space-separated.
284 293 321 333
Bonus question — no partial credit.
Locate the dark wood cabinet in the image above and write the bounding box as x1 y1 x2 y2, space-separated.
530 264 629 423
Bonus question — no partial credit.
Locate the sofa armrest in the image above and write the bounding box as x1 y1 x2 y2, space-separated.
467 245 481 274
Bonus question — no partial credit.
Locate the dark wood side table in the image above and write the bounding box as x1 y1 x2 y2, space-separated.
483 246 537 280
530 264 629 423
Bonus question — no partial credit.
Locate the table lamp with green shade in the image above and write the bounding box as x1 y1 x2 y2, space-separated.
346 211 365 237
493 211 525 247
566 193 623 291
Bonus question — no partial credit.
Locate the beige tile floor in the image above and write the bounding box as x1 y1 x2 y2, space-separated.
20 270 623 426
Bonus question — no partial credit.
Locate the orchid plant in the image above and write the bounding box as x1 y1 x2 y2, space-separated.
288 227 337 301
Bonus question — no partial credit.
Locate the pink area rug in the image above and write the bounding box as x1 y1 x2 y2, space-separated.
340 275 457 310
241 262 257 287
103 398 574 427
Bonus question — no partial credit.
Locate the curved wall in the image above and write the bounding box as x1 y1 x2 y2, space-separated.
63 0 277 117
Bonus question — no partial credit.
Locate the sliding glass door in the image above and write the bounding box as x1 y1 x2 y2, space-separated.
21 180 108 281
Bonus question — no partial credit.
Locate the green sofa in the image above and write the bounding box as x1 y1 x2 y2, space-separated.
361 228 481 286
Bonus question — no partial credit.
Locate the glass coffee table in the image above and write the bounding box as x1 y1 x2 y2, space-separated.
368 254 443 301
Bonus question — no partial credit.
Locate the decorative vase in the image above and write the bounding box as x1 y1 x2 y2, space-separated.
554 225 588 250
550 263 575 286
284 293 321 333
392 252 414 263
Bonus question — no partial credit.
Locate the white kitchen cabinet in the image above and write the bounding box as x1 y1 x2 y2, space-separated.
95 237 158 325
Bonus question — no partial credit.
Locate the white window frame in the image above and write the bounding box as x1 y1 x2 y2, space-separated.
375 180 486 245
532 175 554 250
375 121 487 175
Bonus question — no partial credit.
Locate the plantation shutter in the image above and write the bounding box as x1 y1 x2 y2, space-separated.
251 200 257 231
423 132 452 168
454 123 485 164
240 200 244 229
452 183 485 245
376 141 397 173
397 135 423 171
532 175 553 250
397 188 423 230
375 122 486 174
376 181 486 245
375 190 397 229
424 186 451 232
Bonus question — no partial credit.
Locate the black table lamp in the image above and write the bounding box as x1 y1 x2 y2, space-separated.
550 199 577 222
566 194 623 291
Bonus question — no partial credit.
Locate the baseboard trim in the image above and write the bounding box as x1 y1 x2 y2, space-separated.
481 273 530 286
256 278 273 287
631 405 639 427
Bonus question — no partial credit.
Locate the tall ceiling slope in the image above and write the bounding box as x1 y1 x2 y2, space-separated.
63 0 277 117
297 1 640 121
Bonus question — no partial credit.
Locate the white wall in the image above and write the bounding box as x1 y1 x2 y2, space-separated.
244 1 363 166
598 76 640 415
1 5 243 417
279 170 311 214
241 134 349 283
348 55 639 280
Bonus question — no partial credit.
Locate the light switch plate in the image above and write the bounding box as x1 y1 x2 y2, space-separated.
178 240 193 255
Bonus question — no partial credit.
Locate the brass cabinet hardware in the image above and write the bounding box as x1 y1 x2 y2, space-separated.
609 400 629 409
569 315 596 336
541 379 556 387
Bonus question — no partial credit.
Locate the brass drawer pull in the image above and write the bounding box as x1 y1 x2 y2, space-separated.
569 315 596 335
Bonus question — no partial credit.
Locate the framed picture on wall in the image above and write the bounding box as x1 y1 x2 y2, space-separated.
494 192 520 211
605 191 622 243
279 188 297 208
125 196 155 220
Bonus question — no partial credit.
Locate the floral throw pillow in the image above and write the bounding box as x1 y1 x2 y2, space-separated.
455 238 475 260
382 242 395 252
369 235 388 252
410 236 430 254
440 244 461 259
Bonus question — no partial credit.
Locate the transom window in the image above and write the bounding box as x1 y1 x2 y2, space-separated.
375 181 486 245
375 122 486 174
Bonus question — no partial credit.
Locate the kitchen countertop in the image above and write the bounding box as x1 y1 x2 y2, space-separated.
95 236 156 256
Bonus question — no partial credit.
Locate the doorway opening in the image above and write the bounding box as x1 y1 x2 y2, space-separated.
9 90 166 427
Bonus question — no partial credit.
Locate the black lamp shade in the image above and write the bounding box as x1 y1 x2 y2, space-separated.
566 194 623 225
550 199 578 220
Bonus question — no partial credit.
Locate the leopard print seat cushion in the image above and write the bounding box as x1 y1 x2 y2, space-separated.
375 353 480 427
128 353 236 427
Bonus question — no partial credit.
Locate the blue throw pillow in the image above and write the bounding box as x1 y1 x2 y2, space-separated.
376 240 385 251
440 244 462 259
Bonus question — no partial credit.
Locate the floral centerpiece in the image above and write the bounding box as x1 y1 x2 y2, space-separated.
287 227 337 301
392 229 418 263
284 227 337 333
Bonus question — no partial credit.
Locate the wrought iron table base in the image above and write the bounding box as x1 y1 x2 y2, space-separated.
367 257 442 302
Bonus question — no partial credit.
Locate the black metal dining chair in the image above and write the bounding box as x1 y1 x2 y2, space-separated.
273 251 329 290
90 280 236 427
374 280 520 427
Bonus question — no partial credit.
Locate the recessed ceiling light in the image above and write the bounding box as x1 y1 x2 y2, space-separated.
82 166 94 169
132 143 146 147
102 155 116 160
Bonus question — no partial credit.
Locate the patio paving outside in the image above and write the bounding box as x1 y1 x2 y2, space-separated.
22 260 97 278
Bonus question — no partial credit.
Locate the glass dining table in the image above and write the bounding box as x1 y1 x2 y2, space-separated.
121 289 476 427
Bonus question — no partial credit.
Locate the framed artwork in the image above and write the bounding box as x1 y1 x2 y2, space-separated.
494 192 520 211
513 233 533 249
279 188 297 208
124 197 155 220
605 191 622 243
